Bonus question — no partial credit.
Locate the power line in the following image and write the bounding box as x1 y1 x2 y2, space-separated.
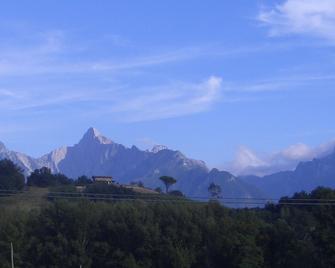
2 192 335 206
0 189 319 200
2 188 335 206
2 189 335 202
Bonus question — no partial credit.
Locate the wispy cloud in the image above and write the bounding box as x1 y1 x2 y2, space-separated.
103 76 222 122
1 24 334 124
258 0 335 42
0 25 320 78
0 45 207 77
0 76 222 122
0 27 211 77
0 29 67 76
222 73 335 96
2 71 335 121
89 47 206 72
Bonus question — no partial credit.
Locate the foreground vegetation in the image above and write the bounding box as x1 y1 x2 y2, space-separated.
1 159 335 267
0 187 335 267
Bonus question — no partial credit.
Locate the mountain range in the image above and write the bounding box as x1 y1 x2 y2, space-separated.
0 128 262 201
1 127 335 201
240 148 335 198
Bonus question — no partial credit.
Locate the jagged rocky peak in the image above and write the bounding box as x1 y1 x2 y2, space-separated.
80 127 113 145
0 141 6 152
151 145 168 153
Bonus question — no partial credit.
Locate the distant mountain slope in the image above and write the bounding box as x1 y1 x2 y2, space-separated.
0 142 39 175
240 149 335 198
0 128 261 202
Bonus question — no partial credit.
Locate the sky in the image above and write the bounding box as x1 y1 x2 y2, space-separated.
1 0 335 175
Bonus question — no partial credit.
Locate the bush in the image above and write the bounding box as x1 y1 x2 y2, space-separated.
27 167 72 187
168 190 184 197
0 159 25 190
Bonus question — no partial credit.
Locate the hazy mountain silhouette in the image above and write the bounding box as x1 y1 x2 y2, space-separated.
240 149 335 198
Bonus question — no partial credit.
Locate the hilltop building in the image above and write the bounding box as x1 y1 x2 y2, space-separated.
92 176 114 185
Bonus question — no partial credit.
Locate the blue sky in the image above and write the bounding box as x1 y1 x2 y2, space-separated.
1 0 335 174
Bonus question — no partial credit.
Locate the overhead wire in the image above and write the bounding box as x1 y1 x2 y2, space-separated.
1 189 335 206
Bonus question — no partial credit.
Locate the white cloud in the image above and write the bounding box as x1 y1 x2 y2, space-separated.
108 76 222 122
225 140 335 176
258 0 335 41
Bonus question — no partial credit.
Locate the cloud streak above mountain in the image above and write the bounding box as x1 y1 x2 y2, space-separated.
0 74 222 122
109 76 222 122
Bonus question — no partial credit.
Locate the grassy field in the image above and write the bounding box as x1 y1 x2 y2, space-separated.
0 187 50 211
123 185 159 194
0 185 186 212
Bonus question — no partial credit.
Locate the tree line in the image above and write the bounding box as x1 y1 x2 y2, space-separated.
0 159 189 199
0 187 335 267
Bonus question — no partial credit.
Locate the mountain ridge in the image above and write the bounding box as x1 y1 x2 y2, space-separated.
0 128 261 201
2 128 335 200
240 148 335 198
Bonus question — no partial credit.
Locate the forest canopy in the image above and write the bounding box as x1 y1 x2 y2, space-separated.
1 187 335 267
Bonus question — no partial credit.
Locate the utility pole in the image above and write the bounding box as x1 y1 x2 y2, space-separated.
11 242 14 268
